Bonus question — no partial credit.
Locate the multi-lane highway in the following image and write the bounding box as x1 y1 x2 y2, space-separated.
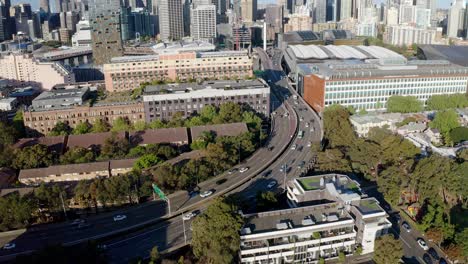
99 49 323 263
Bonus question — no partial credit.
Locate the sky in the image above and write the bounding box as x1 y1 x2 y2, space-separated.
15 0 453 11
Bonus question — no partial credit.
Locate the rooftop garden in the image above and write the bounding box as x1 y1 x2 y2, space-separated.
298 177 321 191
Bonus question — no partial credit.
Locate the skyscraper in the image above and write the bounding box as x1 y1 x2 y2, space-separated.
0 0 11 41
158 0 185 40
314 0 327 23
40 0 50 13
190 4 216 41
340 0 352 21
447 0 466 38
89 0 123 65
240 0 257 22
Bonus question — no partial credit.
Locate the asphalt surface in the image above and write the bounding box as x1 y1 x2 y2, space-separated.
99 48 323 263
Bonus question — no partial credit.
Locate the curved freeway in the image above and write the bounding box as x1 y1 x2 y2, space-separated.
0 48 322 263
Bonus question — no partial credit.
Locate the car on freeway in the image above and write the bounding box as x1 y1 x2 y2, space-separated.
239 167 249 173
307 142 312 147
182 211 199 221
305 122 309 128
299 116 304 121
268 146 274 151
280 164 287 172
266 181 277 189
268 79 272 83
200 190 213 198
262 170 272 177
428 248 439 260
188 190 199 198
2 243 15 250
297 161 305 168
418 238 429 250
113 215 127 221
294 101 299 105
422 253 433 264
310 128 315 132
228 168 238 174
291 144 297 150
402 221 411 232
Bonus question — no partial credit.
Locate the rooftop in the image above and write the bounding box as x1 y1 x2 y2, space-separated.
130 128 189 146
14 136 66 154
19 161 110 179
39 46 92 60
352 198 385 215
287 45 404 61
241 203 353 236
419 45 468 67
190 122 249 140
152 40 216 54
143 79 267 95
67 132 127 149
349 113 404 125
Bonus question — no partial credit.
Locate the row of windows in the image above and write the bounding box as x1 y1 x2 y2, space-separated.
325 94 433 106
327 76 467 86
326 83 467 92
146 95 267 105
325 88 463 99
110 57 249 68
149 101 268 112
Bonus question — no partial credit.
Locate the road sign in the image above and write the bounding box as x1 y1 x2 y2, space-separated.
152 183 167 200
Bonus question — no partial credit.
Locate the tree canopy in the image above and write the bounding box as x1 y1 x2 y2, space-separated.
426 94 468 110
430 109 460 135
49 121 72 136
386 95 423 113
373 234 403 264
191 198 243 263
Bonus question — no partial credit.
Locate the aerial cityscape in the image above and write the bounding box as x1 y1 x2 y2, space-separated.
0 0 466 263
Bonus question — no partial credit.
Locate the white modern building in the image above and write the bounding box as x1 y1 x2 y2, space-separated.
447 0 467 38
349 113 404 137
190 4 217 42
71 20 92 47
386 25 438 46
239 174 392 263
356 23 377 37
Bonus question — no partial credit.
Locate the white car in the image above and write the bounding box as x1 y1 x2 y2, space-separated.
307 142 312 147
183 212 196 221
113 215 127 221
291 144 297 150
200 190 213 198
417 238 429 250
3 243 15 250
266 181 277 189
239 167 249 173
310 128 315 132
305 123 309 128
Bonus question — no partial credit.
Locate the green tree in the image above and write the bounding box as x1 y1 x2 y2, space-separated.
133 154 161 171
13 144 53 169
0 192 36 231
12 110 25 137
191 131 216 150
49 121 72 136
34 184 66 219
199 105 218 123
455 228 468 259
358 108 368 115
430 109 460 135
0 122 17 167
448 127 468 145
60 147 95 164
111 117 131 132
214 102 243 124
100 133 130 159
427 94 468 110
133 120 147 131
256 191 277 211
191 198 243 263
338 251 346 263
386 95 423 113
373 234 403 264
323 105 356 148
91 119 110 133
148 119 166 129
72 121 92 135
149 246 160 263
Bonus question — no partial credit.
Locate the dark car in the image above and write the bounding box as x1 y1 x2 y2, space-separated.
423 254 433 264
402 221 411 232
438 258 447 264
428 248 439 260
262 170 272 178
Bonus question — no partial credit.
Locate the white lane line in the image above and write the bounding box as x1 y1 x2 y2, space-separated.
401 237 412 248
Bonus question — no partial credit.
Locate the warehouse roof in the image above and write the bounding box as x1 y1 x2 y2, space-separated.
130 128 189 146
190 122 249 140
418 45 468 67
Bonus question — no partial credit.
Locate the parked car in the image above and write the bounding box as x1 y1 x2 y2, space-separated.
239 167 249 173
183 211 199 221
428 248 439 260
422 253 433 264
113 215 127 221
200 190 213 198
307 142 312 147
266 181 277 189
291 144 297 150
280 164 287 172
418 238 429 250
297 161 305 168
76 223 92 229
305 122 309 128
2 243 15 250
71 219 85 226
228 168 238 174
438 258 447 264
402 222 411 232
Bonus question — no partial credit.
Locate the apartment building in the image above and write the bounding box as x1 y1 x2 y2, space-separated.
18 158 137 185
142 79 270 122
385 25 439 46
239 174 391 264
0 53 75 90
190 4 217 42
296 58 468 112
23 88 144 136
103 51 253 92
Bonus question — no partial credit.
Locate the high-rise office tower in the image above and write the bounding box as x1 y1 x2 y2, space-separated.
314 0 327 23
447 0 466 38
40 0 50 13
55 0 62 12
89 0 123 64
240 0 257 22
121 6 154 40
340 0 352 21
12 3 32 34
158 0 185 40
0 0 11 41
326 0 337 21
66 11 79 33
60 11 66 28
190 4 216 41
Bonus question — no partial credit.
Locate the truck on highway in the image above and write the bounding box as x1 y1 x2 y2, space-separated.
298 130 304 139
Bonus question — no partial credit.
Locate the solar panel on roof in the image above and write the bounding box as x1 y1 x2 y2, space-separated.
297 31 318 41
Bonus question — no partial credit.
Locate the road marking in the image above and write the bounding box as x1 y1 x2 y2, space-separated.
401 237 412 248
